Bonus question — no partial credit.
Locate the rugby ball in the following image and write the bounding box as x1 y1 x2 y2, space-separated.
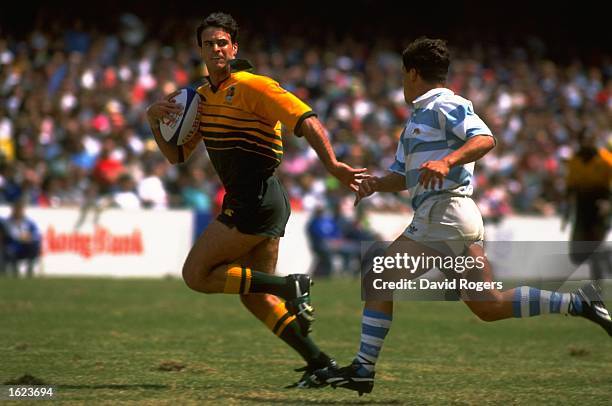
159 88 201 146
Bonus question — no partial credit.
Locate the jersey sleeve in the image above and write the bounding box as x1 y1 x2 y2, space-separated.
245 76 316 135
438 97 493 141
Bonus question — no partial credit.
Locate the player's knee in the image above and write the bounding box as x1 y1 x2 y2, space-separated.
475 309 500 322
182 263 213 293
469 302 503 322
181 268 201 292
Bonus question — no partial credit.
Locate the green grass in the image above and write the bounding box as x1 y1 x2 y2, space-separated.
1 277 611 404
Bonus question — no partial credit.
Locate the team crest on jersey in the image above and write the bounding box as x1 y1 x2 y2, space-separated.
224 208 234 217
407 224 418 234
225 86 235 104
412 128 421 135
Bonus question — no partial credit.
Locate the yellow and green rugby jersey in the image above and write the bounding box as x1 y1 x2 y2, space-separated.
184 59 315 204
566 151 611 194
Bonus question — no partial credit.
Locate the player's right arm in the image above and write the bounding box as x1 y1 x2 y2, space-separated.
146 91 201 165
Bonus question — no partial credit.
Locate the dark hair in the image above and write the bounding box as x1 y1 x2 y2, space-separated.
402 37 450 83
196 12 239 47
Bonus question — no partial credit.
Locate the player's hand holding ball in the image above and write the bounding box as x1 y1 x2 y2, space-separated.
146 90 183 127
147 88 201 146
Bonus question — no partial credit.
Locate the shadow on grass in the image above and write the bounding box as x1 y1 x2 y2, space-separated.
58 384 168 390
238 395 402 404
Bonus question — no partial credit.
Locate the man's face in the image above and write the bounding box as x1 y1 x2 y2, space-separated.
200 27 238 74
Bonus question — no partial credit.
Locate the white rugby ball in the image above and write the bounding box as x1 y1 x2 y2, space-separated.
159 88 201 146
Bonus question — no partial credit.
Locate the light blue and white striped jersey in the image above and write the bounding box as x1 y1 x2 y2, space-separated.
390 88 493 210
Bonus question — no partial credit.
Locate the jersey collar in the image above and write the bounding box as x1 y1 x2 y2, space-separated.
412 87 453 108
205 59 254 92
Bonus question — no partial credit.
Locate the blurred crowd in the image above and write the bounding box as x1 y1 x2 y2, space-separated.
1 14 611 223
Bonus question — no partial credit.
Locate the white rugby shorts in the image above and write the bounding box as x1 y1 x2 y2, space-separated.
403 194 484 255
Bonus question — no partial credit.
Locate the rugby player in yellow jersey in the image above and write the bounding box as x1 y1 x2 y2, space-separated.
146 12 366 387
563 131 612 280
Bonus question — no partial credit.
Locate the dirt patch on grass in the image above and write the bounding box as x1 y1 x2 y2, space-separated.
568 346 589 357
189 362 217 374
156 360 186 372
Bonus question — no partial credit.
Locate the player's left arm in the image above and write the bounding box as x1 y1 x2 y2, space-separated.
419 135 495 190
247 78 368 191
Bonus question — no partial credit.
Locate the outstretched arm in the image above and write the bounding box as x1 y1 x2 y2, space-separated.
297 116 368 191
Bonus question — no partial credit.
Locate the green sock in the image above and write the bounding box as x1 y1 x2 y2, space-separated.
279 319 321 363
250 271 290 299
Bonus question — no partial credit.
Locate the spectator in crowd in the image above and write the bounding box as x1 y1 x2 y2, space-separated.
138 160 169 209
306 205 341 277
0 14 610 221
477 174 513 225
92 137 125 196
112 173 141 209
0 200 41 277
306 203 379 276
179 167 212 212
331 204 381 275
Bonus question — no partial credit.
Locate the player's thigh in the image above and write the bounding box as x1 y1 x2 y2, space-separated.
183 219 268 278
239 238 280 275
427 197 485 245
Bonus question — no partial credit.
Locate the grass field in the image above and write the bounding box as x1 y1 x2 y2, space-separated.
1 277 611 405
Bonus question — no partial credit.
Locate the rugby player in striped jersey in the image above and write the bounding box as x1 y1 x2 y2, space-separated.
311 37 611 396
